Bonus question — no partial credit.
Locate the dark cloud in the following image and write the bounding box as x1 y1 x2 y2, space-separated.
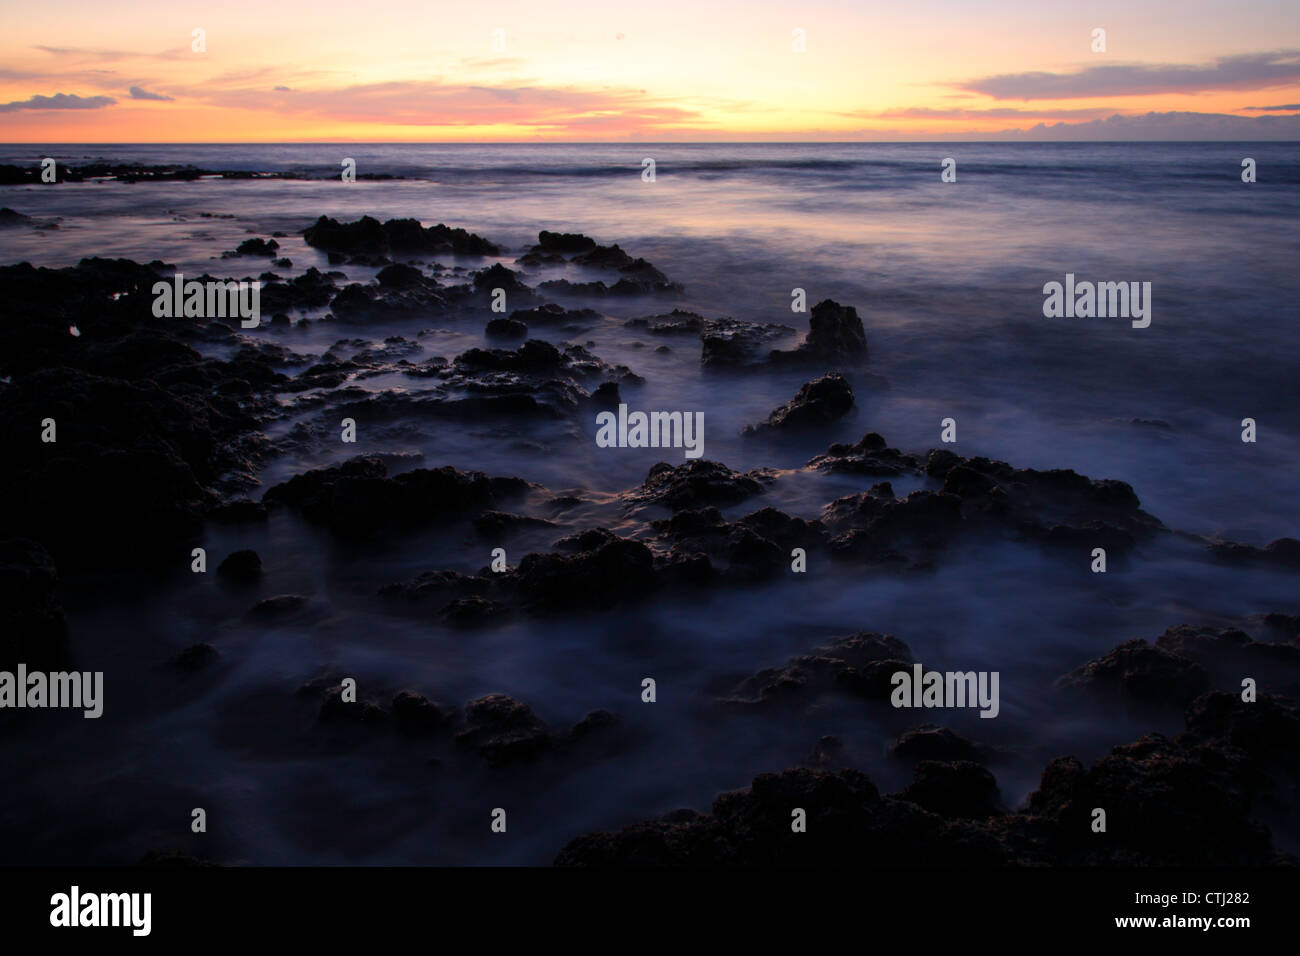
128 86 173 101
1242 103 1300 111
960 50 1300 100
0 92 116 112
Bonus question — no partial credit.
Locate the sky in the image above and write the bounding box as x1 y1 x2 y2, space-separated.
1 0 1299 141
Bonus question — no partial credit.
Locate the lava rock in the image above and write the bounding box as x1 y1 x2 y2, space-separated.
743 373 854 435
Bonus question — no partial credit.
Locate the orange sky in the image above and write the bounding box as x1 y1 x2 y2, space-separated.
2 0 1298 141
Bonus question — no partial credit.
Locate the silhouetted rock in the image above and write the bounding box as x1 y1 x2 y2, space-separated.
216 548 262 584
1057 638 1210 706
626 460 772 512
743 373 854 435
485 316 527 339
392 690 453 735
891 725 983 763
901 760 1003 819
302 215 498 256
770 299 868 365
263 456 530 538
223 237 279 258
722 632 914 709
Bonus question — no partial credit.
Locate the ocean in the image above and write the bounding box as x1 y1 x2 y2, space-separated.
1 141 1297 864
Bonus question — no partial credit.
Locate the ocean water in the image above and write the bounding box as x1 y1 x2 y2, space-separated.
1 142 1298 864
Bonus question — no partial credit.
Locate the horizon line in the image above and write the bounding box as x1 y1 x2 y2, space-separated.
4 139 1300 146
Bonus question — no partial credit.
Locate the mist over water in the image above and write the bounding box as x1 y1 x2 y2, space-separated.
2 142 1298 863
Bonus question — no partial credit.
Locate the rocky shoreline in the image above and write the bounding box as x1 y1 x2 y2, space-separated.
2 211 1296 866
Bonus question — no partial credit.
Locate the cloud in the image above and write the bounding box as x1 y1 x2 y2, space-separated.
988 110 1300 140
1242 103 1300 111
0 92 116 112
177 79 709 132
959 50 1300 100
273 86 293 92
864 106 1114 120
128 85 173 101
34 44 189 62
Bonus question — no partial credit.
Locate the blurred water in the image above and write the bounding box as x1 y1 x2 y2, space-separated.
1 142 1297 864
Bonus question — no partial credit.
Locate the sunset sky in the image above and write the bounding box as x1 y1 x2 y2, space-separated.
2 0 1299 141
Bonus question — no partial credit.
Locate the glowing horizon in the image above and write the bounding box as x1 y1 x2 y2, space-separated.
2 0 1299 142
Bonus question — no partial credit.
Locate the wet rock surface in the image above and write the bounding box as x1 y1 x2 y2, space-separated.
2 215 1296 869
742 372 854 435
302 215 499 257
557 693 1300 866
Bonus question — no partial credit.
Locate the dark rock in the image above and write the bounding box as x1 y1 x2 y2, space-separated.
302 215 498 256
530 231 597 255
891 724 982 763
1057 638 1210 706
263 456 530 538
700 317 796 368
807 432 919 477
439 596 512 628
1262 613 1300 641
172 643 218 672
375 263 427 289
556 767 1007 867
743 373 854 435
246 594 308 621
485 317 527 339
510 534 656 612
0 538 69 671
206 499 269 524
626 460 771 512
472 511 556 536
770 299 868 365
391 690 453 734
590 381 621 409
216 549 262 584
722 632 914 709
624 310 705 335
900 760 1003 819
473 263 530 293
456 694 551 765
224 237 279 258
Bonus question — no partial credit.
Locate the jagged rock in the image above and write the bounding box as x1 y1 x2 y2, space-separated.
456 694 551 765
263 456 529 538
770 299 868 365
302 215 498 256
743 373 854 435
722 632 914 709
626 460 772 512
1057 638 1210 706
807 432 919 476
700 317 796 368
